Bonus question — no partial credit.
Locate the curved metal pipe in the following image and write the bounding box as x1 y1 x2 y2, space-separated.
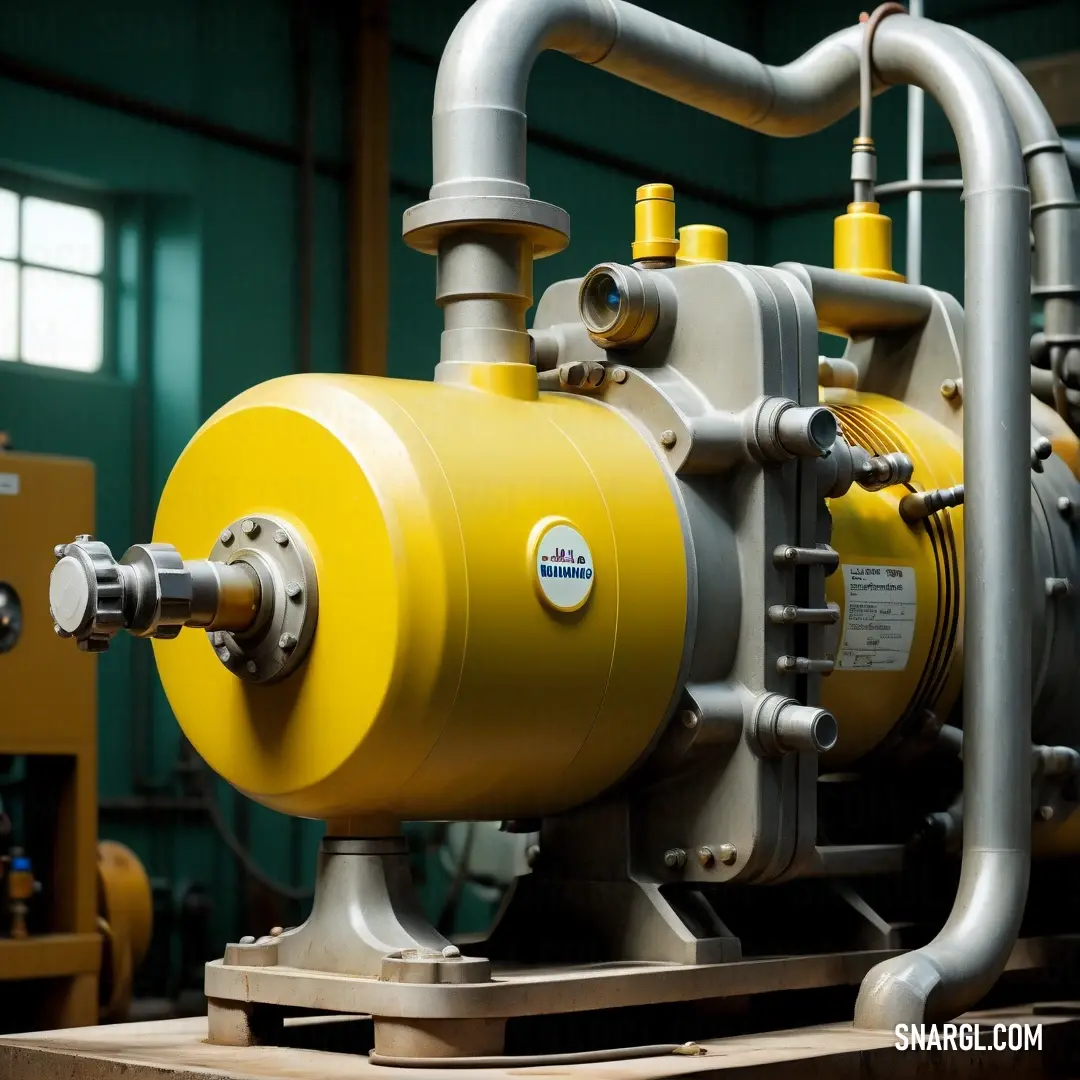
958 31 1080 423
852 23 1032 1027
418 2 1032 1025
775 262 933 336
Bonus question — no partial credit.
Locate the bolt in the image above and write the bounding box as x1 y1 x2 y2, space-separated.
663 847 687 870
940 379 960 400
53 544 66 559
285 581 302 599
558 361 588 387
612 367 629 384
270 926 284 937
242 518 260 538
210 631 225 647
782 546 798 562
216 647 231 663
1032 437 1053 470
1046 577 1072 598
1038 805 1055 821
245 660 258 675
696 846 715 868
1058 496 1074 519
274 529 289 546
220 528 234 545
717 843 738 865
681 710 699 730
75 533 93 543
239 935 256 945
525 844 541 867
659 429 677 449
278 632 298 651
441 945 461 959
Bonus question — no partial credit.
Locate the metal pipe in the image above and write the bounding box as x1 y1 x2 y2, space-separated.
907 0 925 284
417 2 1032 1025
776 262 932 335
854 24 1031 1029
957 31 1080 423
875 177 962 197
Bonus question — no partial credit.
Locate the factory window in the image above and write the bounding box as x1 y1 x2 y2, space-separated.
0 185 107 373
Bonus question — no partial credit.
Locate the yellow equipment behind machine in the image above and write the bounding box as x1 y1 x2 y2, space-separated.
0 449 150 1032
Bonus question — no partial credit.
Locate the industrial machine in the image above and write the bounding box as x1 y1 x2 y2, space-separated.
43 0 1080 1064
0 448 152 1032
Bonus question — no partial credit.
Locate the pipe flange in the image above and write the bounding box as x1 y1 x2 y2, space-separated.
207 515 318 684
402 195 570 257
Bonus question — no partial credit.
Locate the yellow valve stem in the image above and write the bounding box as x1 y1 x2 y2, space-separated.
633 183 678 263
676 224 728 266
834 201 904 283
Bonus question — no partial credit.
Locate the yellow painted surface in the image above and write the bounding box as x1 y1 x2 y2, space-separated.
0 452 99 1020
833 202 905 284
632 182 678 262
822 391 965 764
153 375 686 821
676 224 728 266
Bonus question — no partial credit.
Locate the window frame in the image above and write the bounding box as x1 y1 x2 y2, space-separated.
0 169 117 378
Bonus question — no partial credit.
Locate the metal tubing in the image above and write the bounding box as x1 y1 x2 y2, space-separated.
776 262 932 335
854 26 1032 1028
958 31 1080 422
907 0 925 284
425 2 1032 1025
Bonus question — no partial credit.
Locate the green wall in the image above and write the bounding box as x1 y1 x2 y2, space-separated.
2 0 1077 995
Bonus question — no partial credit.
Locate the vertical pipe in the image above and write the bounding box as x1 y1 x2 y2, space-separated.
906 0 924 285
347 0 390 376
292 0 315 375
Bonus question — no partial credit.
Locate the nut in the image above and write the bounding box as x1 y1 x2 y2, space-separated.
558 362 587 387
663 847 687 870
717 843 738 865
278 632 298 651
220 528 234 545
940 379 960 400
285 581 302 598
659 429 678 449
696 846 715 868
611 367 629 384
273 529 289 546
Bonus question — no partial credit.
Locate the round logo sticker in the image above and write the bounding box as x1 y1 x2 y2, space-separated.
531 520 595 613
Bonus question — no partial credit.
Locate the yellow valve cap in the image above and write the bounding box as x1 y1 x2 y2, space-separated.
676 224 728 266
632 182 678 262
834 202 905 283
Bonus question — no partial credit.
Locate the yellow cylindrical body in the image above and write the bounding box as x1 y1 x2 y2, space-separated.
833 202 905 284
821 390 965 764
153 375 688 822
632 183 678 262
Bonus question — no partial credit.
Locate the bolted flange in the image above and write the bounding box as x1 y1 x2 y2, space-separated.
206 514 318 685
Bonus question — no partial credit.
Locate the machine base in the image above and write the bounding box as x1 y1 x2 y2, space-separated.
202 936 1077 1059
1 1004 1075 1078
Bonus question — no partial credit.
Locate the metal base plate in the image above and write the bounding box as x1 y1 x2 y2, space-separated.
204 935 1073 1022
